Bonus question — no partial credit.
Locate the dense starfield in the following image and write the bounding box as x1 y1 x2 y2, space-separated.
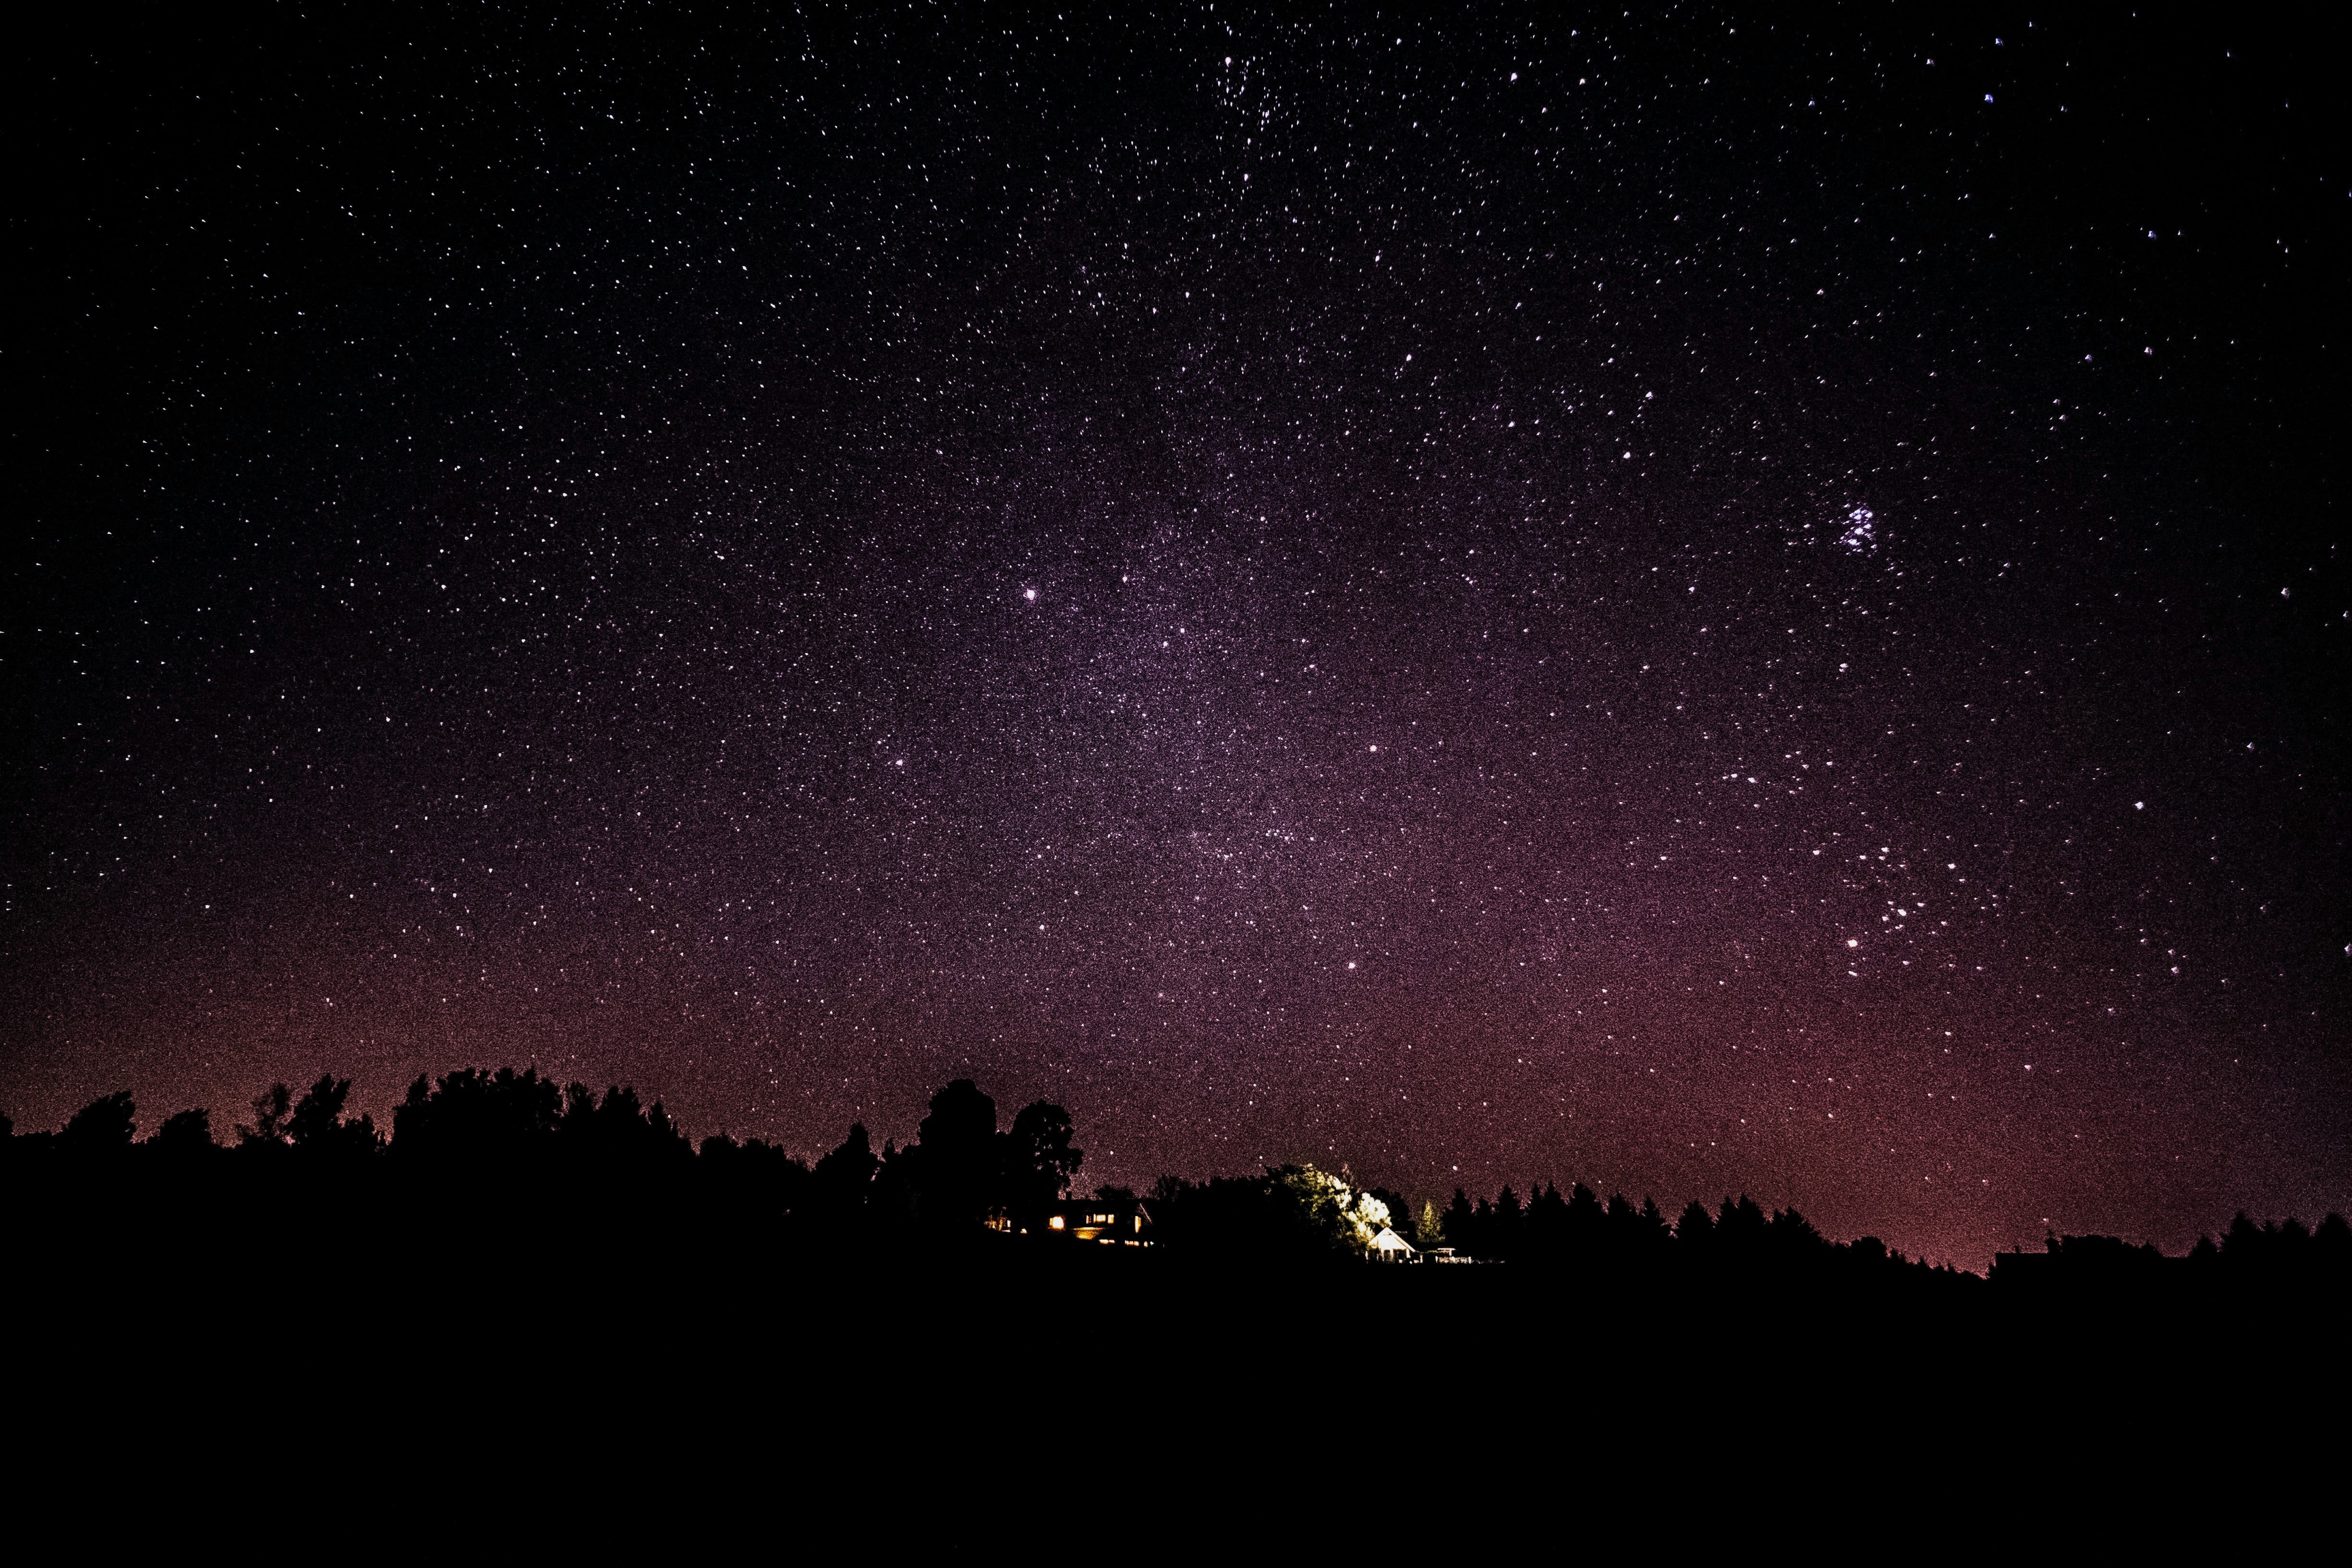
6 5 2344 1265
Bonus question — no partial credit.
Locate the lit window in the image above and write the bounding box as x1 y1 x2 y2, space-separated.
1048 1216 1065 1230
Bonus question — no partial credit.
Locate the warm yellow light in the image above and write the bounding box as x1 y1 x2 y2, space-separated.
1048 1216 1065 1229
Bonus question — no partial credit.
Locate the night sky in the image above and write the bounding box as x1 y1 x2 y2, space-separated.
8 6 2344 1265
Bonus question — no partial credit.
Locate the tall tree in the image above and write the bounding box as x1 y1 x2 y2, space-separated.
1004 1100 1082 1222
1444 1189 1476 1252
906 1079 1001 1229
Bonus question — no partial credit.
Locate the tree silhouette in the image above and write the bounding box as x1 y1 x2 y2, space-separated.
698 1131 812 1234
903 1078 1000 1229
238 1083 292 1148
59 1092 136 1156
148 1108 216 1155
288 1076 380 1159
546 1083 693 1172
1522 1183 1568 1258
811 1122 879 1230
392 1067 563 1162
1444 1189 1475 1251
1004 1099 1083 1226
1714 1195 1769 1263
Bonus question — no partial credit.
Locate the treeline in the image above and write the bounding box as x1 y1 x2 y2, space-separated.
6 1070 2347 1294
1994 1216 2352 1292
0 1071 1083 1245
1422 1182 1974 1288
1417 1179 2352 1294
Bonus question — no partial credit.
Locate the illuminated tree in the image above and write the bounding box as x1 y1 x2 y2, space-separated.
1271 1165 1389 1254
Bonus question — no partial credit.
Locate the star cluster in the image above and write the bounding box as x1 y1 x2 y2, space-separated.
6 6 2343 1264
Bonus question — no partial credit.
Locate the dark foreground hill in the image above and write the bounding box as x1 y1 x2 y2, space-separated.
9 1173 2344 1544
9 1068 2344 1457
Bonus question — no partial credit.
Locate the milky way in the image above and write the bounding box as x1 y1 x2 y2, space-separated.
8 8 2344 1263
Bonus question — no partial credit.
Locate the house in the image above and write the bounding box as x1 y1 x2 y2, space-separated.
1027 1196 1152 1245
1366 1228 1473 1263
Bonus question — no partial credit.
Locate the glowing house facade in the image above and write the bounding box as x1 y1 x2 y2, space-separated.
1040 1197 1151 1245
